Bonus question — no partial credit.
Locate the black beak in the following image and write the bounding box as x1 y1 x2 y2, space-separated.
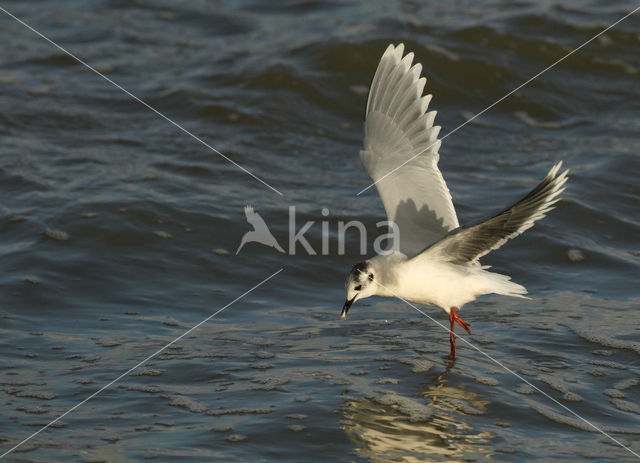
341 295 357 319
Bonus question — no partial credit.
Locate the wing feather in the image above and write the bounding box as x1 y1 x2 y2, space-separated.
416 162 569 265
361 44 459 256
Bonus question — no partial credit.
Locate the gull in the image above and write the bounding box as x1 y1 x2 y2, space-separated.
340 44 568 360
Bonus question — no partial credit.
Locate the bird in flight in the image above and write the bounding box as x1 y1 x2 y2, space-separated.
340 44 568 360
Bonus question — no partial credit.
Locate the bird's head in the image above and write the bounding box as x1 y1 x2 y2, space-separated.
341 261 377 319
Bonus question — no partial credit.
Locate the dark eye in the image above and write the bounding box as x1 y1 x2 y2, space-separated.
354 285 362 291
368 273 374 281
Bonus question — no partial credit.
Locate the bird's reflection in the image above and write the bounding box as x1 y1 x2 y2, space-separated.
341 368 493 462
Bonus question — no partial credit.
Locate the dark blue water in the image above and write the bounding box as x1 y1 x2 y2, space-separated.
1 1 639 461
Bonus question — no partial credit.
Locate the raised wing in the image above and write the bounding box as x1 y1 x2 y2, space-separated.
361 44 459 257
416 162 568 266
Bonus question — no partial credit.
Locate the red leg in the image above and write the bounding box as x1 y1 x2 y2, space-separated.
449 310 456 360
450 307 471 334
449 307 471 361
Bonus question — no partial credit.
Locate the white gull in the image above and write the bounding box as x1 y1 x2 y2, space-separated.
340 43 569 360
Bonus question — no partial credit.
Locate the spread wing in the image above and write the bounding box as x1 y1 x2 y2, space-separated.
416 162 569 266
360 43 459 257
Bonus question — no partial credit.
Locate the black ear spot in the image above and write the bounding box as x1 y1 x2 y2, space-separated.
354 285 362 291
368 273 374 281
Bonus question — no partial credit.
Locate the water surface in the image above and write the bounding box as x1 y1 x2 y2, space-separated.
1 1 639 461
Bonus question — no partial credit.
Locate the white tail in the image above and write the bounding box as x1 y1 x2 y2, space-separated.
482 270 529 299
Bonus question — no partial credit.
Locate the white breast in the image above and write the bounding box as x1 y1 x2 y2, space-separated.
388 258 485 311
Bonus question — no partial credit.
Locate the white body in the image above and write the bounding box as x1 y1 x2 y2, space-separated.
367 253 526 313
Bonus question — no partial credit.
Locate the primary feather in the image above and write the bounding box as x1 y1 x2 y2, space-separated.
418 162 568 266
